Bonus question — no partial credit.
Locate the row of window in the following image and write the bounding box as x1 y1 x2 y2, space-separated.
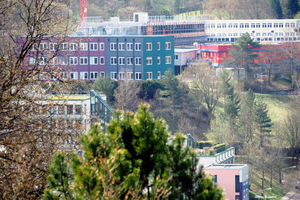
110 71 161 80
30 56 172 66
209 32 298 37
207 22 296 29
207 37 299 42
41 71 104 80
31 41 172 51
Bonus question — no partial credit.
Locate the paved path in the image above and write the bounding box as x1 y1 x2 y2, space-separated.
281 189 300 200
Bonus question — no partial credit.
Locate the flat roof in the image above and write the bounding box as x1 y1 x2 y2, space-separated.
204 164 247 170
48 95 90 101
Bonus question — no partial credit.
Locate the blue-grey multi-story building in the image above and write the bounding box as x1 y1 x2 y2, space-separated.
105 36 174 80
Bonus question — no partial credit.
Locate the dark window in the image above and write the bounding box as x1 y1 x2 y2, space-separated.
214 175 217 183
67 105 73 115
235 175 240 192
235 195 240 200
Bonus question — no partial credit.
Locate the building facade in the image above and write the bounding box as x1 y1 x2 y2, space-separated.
174 48 198 75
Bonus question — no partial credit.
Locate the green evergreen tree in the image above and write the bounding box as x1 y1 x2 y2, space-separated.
239 89 256 142
254 99 273 148
286 0 300 18
270 0 283 19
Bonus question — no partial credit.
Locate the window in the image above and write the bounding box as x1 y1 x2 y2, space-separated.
235 195 240 200
90 42 98 51
70 72 78 79
157 71 161 79
110 57 117 65
135 72 141 80
59 43 67 51
67 105 73 115
127 43 133 51
39 57 47 65
69 43 78 51
135 43 141 51
29 57 35 65
90 57 98 65
127 72 133 80
100 71 105 78
75 105 82 115
147 72 152 80
30 44 37 51
111 72 117 80
234 23 238 28
80 57 88 65
228 33 233 36
234 33 238 36
90 71 98 79
100 57 105 65
165 56 171 64
175 54 179 60
285 23 290 28
228 23 232 28
60 56 68 65
119 43 125 51
70 57 78 65
146 57 152 65
157 42 160 50
222 23 226 28
291 23 295 27
268 23 272 28
214 175 217 183
39 43 47 51
119 57 125 65
256 23 261 28
80 43 88 51
49 57 58 65
222 33 226 36
207 23 210 28
240 33 244 36
80 72 88 80
279 23 283 28
274 23 278 28
262 23 267 28
256 33 261 36
127 57 133 65
49 43 58 51
135 57 141 65
119 72 125 80
235 175 240 192
251 23 255 28
157 56 161 65
110 43 117 51
245 23 249 28
240 23 244 28
211 23 215 28
146 42 152 51
217 23 221 28
165 42 171 50
99 42 105 51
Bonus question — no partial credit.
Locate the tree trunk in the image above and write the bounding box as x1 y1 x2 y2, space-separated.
270 165 273 188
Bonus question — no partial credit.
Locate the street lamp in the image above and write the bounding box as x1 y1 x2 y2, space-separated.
281 166 296 195
252 30 256 41
271 30 274 42
255 188 276 199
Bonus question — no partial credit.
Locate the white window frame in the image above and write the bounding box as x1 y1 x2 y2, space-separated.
228 23 233 28
146 57 152 65
49 43 57 51
39 43 47 51
165 56 171 64
157 42 160 50
59 56 68 65
70 57 78 65
175 54 179 61
127 57 133 65
119 72 125 80
70 71 78 79
100 71 105 78
127 43 133 51
127 72 133 80
146 42 152 51
59 43 68 51
90 56 98 65
80 71 88 80
262 23 267 28
39 56 47 65
234 23 238 28
110 57 117 65
99 42 105 51
119 43 125 51
285 23 290 28
110 72 117 80
157 56 161 65
135 57 141 65
157 70 161 79
135 43 141 51
110 43 117 51
135 72 142 80
274 23 278 28
29 57 36 65
49 57 58 65
100 56 105 65
80 57 88 65
80 43 88 51
165 42 171 50
69 43 78 51
90 71 98 80
119 57 125 65
146 71 152 80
